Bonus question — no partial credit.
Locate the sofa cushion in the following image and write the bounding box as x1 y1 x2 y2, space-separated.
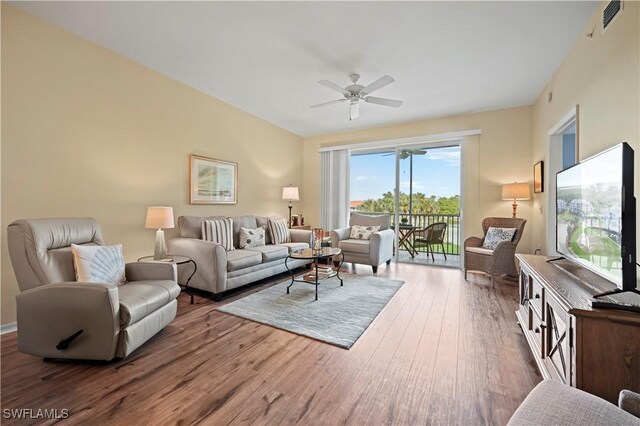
245 245 289 262
339 239 370 254
231 216 258 249
278 242 310 253
178 215 224 239
466 247 494 256
239 227 266 249
226 249 262 271
268 218 291 244
202 218 234 251
256 216 285 245
118 280 180 327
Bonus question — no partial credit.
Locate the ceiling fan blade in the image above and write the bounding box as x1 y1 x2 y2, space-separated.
364 96 403 108
411 149 427 155
318 80 350 97
350 102 360 121
309 98 347 109
361 75 395 96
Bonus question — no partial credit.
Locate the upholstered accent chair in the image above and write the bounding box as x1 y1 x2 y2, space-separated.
508 380 640 425
7 218 180 361
331 212 394 273
464 217 526 281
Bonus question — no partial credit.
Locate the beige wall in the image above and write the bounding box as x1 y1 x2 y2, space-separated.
302 106 534 253
530 1 640 253
1 6 304 325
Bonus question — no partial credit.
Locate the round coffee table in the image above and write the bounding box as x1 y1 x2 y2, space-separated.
285 247 344 301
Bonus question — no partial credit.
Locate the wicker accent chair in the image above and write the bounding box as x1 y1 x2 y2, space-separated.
413 222 448 261
464 217 526 281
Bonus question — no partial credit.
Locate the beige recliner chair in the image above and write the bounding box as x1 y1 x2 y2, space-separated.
331 212 394 273
7 218 180 361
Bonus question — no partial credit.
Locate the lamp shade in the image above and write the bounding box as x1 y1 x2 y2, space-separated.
145 206 175 229
502 183 531 200
282 186 300 201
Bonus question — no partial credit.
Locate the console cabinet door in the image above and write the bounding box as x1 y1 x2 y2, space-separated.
544 295 573 385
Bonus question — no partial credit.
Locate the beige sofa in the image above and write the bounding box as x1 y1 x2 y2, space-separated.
7 218 180 361
167 215 312 298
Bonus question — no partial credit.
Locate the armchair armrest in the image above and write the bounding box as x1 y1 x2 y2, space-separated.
619 390 640 418
167 237 228 293
331 227 351 248
464 236 483 249
369 229 395 264
16 282 120 360
492 240 518 257
290 229 312 245
126 262 177 282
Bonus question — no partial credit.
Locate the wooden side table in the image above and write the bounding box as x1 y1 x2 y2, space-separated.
137 254 197 304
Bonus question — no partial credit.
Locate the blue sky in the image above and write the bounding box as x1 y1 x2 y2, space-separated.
350 145 460 201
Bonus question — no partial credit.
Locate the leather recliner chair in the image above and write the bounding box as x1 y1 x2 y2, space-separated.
7 218 181 361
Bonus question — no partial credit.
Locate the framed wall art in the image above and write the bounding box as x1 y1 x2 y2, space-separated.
533 160 544 193
190 154 237 204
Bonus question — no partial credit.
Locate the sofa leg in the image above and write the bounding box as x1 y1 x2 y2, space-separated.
372 266 378 273
386 259 391 265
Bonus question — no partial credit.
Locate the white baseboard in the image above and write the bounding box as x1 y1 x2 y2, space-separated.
1 322 17 335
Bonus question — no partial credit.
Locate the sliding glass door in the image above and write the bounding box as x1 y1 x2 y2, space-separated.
350 144 461 268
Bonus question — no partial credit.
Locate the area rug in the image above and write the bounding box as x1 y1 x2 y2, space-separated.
217 274 404 349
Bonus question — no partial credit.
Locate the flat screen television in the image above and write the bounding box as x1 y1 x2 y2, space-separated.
556 142 637 295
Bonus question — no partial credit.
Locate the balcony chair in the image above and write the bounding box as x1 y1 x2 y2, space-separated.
464 217 526 281
331 212 394 273
413 222 448 261
7 218 180 361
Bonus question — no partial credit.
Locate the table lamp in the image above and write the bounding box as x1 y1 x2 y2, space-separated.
282 186 299 228
145 206 174 260
502 183 531 218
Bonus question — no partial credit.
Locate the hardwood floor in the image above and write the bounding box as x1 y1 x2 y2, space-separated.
1 263 541 425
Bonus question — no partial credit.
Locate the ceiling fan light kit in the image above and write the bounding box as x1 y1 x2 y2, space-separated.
311 73 403 121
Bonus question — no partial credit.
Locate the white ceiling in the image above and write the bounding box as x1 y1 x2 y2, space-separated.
13 1 598 137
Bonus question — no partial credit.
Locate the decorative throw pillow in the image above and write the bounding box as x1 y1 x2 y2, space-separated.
350 225 381 240
71 244 126 285
268 218 291 244
239 227 266 249
202 218 234 251
482 227 517 250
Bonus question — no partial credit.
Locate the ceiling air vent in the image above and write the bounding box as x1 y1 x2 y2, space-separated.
603 0 622 31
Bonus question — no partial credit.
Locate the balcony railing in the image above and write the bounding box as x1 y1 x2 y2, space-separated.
356 211 461 255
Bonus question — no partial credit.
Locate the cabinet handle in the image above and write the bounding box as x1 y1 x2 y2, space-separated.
534 327 540 334
534 293 541 299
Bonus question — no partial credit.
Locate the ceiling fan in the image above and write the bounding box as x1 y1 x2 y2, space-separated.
383 148 428 160
310 74 403 121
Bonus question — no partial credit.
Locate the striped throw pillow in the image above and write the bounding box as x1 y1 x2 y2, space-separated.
268 218 290 244
202 218 234 251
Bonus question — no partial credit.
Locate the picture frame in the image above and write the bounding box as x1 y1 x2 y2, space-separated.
189 154 238 204
533 161 544 193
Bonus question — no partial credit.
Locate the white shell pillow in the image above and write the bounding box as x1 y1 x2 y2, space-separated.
71 244 126 285
239 227 266 249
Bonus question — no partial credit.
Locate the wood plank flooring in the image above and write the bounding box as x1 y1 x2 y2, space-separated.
1 263 541 425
